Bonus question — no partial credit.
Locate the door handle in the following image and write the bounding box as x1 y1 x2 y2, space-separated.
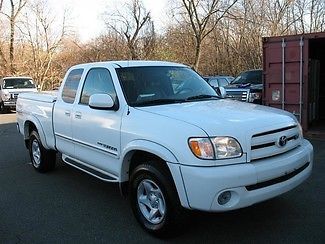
64 110 71 116
75 111 82 119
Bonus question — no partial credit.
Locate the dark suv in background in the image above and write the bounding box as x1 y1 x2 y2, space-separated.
224 69 263 104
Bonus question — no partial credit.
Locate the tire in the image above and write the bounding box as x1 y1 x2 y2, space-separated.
129 162 185 237
29 130 56 173
0 101 6 114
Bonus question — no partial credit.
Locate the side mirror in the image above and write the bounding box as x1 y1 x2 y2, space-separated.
216 87 227 98
89 94 115 110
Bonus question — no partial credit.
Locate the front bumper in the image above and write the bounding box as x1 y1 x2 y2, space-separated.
3 100 16 109
180 139 313 211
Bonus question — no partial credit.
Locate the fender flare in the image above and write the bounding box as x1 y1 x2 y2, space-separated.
23 115 50 150
119 140 190 208
120 139 178 182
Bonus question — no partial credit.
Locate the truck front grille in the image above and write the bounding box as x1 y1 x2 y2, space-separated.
250 125 301 161
225 89 249 102
9 93 19 101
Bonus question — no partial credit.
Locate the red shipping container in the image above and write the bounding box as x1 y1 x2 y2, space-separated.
263 32 325 137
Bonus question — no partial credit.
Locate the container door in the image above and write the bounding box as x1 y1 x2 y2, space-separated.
263 36 305 123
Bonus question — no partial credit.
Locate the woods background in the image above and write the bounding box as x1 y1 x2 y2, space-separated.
0 0 324 90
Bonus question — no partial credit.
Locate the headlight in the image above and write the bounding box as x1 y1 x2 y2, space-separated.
298 123 303 138
189 137 242 160
212 137 243 159
2 91 10 101
249 92 261 102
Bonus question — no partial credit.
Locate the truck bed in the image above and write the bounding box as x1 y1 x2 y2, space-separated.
18 91 58 103
16 91 58 150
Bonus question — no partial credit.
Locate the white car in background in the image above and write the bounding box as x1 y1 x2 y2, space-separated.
0 77 37 113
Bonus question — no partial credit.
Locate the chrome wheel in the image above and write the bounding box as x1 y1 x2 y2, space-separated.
31 139 41 167
137 179 166 224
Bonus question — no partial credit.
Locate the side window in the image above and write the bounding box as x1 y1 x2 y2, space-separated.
208 79 219 87
80 68 117 105
218 78 229 87
247 71 262 84
62 69 84 104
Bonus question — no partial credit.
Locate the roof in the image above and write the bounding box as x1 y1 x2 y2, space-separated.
203 75 234 79
263 31 325 42
1 76 33 80
243 69 262 72
70 60 188 70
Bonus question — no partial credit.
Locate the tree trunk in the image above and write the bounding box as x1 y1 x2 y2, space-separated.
193 39 201 71
9 13 15 74
128 42 138 60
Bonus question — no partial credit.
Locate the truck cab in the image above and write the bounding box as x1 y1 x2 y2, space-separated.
225 69 263 104
0 77 37 113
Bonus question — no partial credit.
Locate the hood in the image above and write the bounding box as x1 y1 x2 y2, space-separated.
5 88 37 94
136 99 296 143
225 83 263 90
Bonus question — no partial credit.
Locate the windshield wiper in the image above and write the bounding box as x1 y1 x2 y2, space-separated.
133 98 186 107
185 94 219 101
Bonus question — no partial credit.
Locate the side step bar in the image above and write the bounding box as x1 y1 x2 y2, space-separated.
63 155 118 182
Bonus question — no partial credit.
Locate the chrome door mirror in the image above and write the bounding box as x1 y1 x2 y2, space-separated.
89 94 115 110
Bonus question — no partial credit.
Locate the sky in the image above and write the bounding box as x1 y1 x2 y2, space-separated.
48 0 168 42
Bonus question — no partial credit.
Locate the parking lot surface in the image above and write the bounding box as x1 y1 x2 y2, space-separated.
0 113 324 243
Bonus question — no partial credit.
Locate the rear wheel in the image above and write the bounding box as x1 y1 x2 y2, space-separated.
29 130 56 172
129 162 185 237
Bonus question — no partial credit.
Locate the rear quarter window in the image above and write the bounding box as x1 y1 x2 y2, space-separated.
62 69 84 103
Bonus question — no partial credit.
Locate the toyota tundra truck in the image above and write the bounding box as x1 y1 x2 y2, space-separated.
16 61 313 236
0 76 37 113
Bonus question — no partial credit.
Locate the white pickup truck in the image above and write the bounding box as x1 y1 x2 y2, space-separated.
17 61 313 236
0 76 37 113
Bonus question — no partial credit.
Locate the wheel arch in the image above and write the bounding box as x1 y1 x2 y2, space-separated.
119 140 190 208
23 117 50 150
120 140 178 182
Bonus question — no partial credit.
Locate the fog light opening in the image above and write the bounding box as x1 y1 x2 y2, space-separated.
218 191 232 205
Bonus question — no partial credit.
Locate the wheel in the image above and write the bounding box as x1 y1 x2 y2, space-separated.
0 101 6 114
29 130 56 172
129 162 185 237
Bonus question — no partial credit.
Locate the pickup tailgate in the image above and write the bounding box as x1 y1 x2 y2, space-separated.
16 91 58 149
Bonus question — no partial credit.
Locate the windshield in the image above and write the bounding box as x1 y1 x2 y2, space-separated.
116 66 218 106
231 70 262 85
3 78 36 89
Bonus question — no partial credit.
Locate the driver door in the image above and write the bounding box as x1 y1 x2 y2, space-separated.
71 67 122 175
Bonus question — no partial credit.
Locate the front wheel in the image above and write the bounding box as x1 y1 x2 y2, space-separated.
0 101 6 114
29 131 56 172
129 162 185 237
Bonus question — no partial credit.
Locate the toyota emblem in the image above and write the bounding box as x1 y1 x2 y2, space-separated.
277 136 287 147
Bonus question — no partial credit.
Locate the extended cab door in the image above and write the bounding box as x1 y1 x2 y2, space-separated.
71 67 122 176
53 68 84 156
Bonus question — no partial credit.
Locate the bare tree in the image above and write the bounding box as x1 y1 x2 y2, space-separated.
0 0 27 74
176 0 238 71
294 0 325 33
104 0 155 60
20 0 68 89
0 0 4 11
